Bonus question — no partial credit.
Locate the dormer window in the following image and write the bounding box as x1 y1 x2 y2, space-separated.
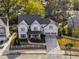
21 28 25 31
34 27 38 31
0 27 5 34
49 26 53 29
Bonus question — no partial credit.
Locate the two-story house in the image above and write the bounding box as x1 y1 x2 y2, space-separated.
0 17 9 47
18 13 58 42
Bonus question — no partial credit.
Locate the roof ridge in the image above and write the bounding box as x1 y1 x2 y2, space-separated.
18 13 50 25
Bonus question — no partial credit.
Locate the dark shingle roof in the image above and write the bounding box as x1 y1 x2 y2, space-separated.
1 17 7 25
18 13 50 25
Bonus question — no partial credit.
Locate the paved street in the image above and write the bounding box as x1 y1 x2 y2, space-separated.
0 54 79 59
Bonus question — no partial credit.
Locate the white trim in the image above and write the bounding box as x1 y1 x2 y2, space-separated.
31 20 41 31
18 20 28 27
31 20 40 26
18 20 29 39
44 22 58 35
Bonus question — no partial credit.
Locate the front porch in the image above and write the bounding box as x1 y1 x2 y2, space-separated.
27 31 45 43
10 31 46 50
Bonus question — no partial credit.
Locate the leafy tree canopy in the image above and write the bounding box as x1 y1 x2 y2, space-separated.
68 0 79 5
17 0 45 16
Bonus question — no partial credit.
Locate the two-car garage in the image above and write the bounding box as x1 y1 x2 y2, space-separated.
45 33 56 37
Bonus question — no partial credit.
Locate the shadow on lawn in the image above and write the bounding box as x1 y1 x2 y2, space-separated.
6 52 21 59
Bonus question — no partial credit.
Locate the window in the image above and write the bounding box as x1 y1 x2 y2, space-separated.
21 28 25 31
0 40 3 44
0 28 5 34
34 27 38 31
21 34 26 38
49 26 53 29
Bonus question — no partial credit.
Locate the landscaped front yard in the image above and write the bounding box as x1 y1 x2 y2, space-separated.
58 36 79 50
10 33 46 50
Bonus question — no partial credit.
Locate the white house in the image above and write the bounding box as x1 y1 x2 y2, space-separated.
0 17 9 47
18 13 58 41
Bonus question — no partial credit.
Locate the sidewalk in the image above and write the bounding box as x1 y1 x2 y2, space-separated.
0 53 79 59
9 49 47 54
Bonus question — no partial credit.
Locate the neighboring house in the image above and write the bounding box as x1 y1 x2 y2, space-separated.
0 17 9 47
68 13 79 37
18 13 58 41
68 13 79 28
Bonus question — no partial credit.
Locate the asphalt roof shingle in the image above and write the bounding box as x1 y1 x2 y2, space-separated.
18 13 50 25
0 17 7 25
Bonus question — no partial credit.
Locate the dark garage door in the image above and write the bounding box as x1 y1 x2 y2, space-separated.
45 33 56 37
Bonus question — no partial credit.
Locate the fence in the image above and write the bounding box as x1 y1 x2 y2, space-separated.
10 44 46 50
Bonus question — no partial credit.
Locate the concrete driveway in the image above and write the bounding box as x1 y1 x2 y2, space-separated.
45 34 64 54
45 36 57 52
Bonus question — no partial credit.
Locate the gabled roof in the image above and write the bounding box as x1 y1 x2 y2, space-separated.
0 17 7 25
18 13 50 25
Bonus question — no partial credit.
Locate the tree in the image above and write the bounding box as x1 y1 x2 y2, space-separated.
73 2 79 10
16 0 28 8
72 27 79 38
67 0 79 10
45 0 60 16
17 0 45 16
45 0 69 23
0 0 20 23
1 0 17 16
68 0 79 5
65 43 73 59
0 0 4 16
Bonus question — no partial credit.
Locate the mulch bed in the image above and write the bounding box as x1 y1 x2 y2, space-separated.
29 38 45 43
